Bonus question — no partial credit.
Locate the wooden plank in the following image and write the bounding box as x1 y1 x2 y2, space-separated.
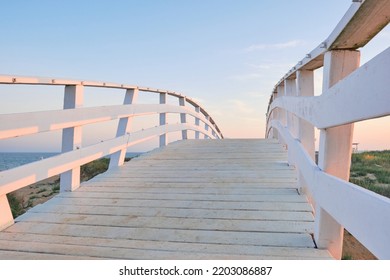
330 0 390 49
38 196 312 211
0 123 213 196
100 169 297 176
5 222 315 248
76 186 298 195
0 232 331 259
16 212 314 233
58 192 306 203
0 250 103 260
0 239 266 260
28 203 314 221
81 181 298 189
87 177 296 184
0 138 327 259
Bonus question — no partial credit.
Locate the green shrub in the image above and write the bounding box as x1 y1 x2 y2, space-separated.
6 194 25 218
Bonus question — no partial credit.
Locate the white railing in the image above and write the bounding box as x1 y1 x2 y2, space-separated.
266 0 390 259
0 76 223 230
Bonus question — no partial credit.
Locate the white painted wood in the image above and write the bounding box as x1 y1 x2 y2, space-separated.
0 139 331 259
314 50 360 259
266 0 389 260
329 0 390 50
179 97 188 140
296 70 315 160
204 115 210 139
30 202 313 221
59 192 305 202
76 186 298 195
60 85 84 192
284 79 298 140
0 239 315 260
269 47 390 130
17 212 313 233
109 89 139 168
270 120 390 260
5 221 315 248
0 232 331 259
195 106 200 139
295 70 315 203
159 92 168 147
0 195 14 231
277 85 286 126
0 103 221 140
0 123 215 196
272 0 388 85
0 250 104 260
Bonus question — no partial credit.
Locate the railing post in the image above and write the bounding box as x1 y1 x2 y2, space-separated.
60 85 84 192
109 88 139 168
296 70 315 202
296 70 315 161
284 78 298 138
195 106 200 139
271 90 278 139
314 50 360 259
275 84 287 145
179 97 188 140
0 195 14 231
159 92 168 147
277 84 286 127
204 115 210 139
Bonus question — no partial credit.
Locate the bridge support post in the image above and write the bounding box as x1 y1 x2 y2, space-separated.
60 85 84 192
179 97 188 140
159 92 168 147
109 89 139 168
0 195 14 231
314 50 360 259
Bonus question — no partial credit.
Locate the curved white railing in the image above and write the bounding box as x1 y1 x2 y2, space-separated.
0 76 223 230
266 0 390 259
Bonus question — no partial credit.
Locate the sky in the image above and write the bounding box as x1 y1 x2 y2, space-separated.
0 0 389 152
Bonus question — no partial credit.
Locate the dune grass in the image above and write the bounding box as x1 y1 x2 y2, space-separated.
349 150 390 198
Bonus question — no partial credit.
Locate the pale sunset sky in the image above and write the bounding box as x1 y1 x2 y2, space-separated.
0 0 389 152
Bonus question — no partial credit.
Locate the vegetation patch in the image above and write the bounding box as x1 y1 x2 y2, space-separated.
350 150 390 198
7 157 135 219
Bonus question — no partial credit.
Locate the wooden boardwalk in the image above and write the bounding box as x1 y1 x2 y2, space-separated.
0 139 332 259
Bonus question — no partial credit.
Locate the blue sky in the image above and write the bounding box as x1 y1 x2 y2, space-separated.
0 0 389 151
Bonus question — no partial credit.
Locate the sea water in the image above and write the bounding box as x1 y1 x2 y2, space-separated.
0 152 143 171
0 152 58 171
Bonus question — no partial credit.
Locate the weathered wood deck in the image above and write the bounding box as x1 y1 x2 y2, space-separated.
0 139 332 259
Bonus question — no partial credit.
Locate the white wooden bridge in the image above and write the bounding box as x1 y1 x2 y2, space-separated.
0 0 389 260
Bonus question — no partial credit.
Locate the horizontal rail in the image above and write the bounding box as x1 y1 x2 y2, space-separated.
266 0 390 259
272 0 390 89
267 47 390 130
0 75 223 136
0 104 220 140
0 123 213 197
270 120 390 259
0 75 224 230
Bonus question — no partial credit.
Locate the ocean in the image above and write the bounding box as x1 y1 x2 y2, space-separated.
0 152 143 171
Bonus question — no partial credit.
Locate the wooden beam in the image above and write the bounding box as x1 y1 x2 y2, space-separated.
330 0 390 50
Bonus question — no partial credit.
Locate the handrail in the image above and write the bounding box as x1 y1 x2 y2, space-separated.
266 0 390 259
0 75 223 137
0 76 223 230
